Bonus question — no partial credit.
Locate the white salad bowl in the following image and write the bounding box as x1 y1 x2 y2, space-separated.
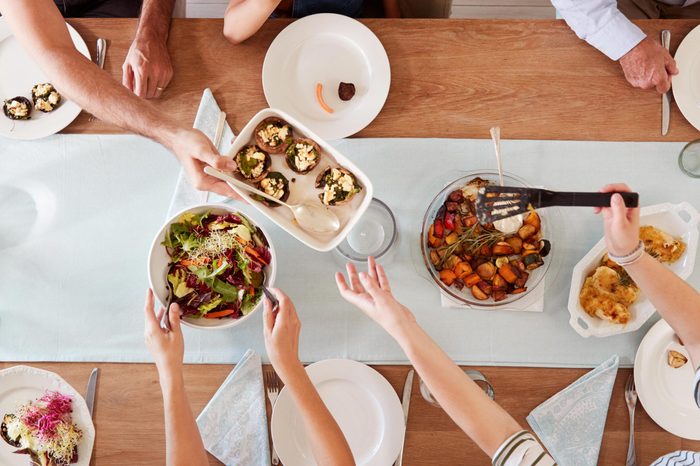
147 204 277 330
568 202 699 338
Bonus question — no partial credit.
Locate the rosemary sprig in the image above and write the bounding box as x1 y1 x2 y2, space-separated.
436 225 505 268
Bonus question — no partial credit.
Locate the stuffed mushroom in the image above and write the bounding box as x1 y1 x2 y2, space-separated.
315 167 362 206
255 172 290 207
235 145 271 182
3 97 32 120
32 83 61 113
285 138 321 174
254 117 293 153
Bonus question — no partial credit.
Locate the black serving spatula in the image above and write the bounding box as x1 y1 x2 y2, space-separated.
475 186 639 224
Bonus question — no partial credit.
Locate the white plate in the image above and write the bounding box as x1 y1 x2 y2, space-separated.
0 18 89 140
673 25 700 131
262 14 390 140
635 319 700 440
147 204 277 330
568 202 700 338
271 359 404 466
0 366 95 465
225 108 373 252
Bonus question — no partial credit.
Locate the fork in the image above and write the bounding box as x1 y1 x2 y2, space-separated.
264 369 282 465
625 374 638 466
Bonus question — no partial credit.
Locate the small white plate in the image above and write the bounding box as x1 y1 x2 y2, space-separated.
271 359 404 466
0 18 89 140
147 204 277 330
673 25 700 131
225 108 373 252
568 202 700 338
0 366 95 465
635 319 700 440
262 13 390 140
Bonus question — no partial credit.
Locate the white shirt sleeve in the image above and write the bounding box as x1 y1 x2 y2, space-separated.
550 0 646 60
492 431 556 466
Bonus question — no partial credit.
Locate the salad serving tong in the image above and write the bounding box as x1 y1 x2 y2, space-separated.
476 186 639 224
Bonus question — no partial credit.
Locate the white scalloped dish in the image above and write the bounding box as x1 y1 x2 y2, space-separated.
568 202 700 338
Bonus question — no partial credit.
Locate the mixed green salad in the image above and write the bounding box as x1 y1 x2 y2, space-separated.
163 211 271 319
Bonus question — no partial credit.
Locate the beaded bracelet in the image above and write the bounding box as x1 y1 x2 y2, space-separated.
608 240 645 266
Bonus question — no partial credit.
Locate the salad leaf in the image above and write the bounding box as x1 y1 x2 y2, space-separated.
198 296 223 314
168 269 194 298
241 291 261 315
211 278 242 303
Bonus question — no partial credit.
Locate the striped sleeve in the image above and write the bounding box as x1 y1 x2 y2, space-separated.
694 367 700 409
492 431 557 466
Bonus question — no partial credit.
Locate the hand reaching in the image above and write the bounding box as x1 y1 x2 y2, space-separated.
619 37 678 94
335 257 415 337
263 288 303 382
122 36 173 99
144 289 184 377
594 184 640 257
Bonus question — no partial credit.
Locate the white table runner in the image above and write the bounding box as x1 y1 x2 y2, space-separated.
1 135 698 367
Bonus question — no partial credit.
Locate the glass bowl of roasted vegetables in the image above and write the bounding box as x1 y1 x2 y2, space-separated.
148 204 276 329
421 172 552 307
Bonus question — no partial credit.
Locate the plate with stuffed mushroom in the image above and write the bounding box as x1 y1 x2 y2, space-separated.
224 108 373 252
0 19 90 140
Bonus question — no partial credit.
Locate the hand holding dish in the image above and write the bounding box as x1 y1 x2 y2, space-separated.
204 166 340 235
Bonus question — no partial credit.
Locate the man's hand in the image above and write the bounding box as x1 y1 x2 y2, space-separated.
263 289 304 382
169 128 241 199
144 289 184 377
122 36 173 99
619 37 678 94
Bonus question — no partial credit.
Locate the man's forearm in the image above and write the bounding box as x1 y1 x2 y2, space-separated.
160 371 209 466
137 0 175 42
283 364 355 466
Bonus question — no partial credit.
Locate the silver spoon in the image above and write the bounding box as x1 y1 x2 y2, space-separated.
203 166 341 235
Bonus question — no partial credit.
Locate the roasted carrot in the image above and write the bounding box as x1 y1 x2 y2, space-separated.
204 309 235 319
180 259 198 267
316 83 334 114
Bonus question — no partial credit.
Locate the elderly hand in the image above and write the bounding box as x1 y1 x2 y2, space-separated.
169 128 241 199
619 37 678 94
122 35 173 99
594 184 641 257
144 289 184 377
335 257 415 337
263 289 304 381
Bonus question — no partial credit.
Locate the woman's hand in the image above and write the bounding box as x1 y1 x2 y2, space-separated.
263 288 303 382
335 257 415 337
144 289 184 378
594 184 640 257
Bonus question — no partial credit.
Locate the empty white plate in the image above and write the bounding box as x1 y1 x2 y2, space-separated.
271 359 404 466
0 18 90 140
262 14 390 140
673 25 700 131
635 319 700 440
0 366 95 465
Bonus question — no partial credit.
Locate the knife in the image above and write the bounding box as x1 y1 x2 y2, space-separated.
85 368 99 417
394 369 414 466
661 29 671 136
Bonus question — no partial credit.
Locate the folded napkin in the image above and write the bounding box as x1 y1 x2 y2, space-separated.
526 354 619 466
166 88 236 218
651 451 700 466
440 278 544 312
196 349 271 466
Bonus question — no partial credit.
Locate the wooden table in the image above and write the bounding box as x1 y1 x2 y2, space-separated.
66 18 700 141
12 17 699 466
1 362 698 465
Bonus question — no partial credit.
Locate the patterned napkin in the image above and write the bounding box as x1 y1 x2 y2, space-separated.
196 349 271 466
166 88 236 218
526 354 619 466
439 279 544 312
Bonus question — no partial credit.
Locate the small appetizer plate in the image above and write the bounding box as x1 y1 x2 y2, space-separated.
0 19 90 140
0 366 95 466
271 359 404 466
262 13 390 140
568 202 700 338
147 204 277 330
635 319 700 440
224 108 373 252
